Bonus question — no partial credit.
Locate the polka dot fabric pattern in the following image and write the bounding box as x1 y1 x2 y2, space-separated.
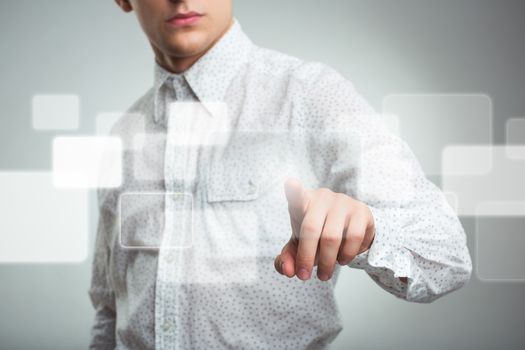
88 18 472 350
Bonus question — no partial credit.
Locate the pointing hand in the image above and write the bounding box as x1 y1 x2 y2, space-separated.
274 178 376 281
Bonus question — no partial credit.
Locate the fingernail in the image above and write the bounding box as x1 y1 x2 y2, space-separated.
317 272 329 281
297 268 310 280
339 259 352 265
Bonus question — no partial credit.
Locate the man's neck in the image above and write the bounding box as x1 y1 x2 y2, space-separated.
153 20 234 74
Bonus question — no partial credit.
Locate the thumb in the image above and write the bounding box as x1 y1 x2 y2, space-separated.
275 238 298 278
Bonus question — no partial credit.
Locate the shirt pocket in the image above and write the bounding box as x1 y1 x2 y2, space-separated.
206 131 294 203
203 131 296 261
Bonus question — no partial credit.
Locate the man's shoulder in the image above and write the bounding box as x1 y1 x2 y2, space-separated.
251 45 347 88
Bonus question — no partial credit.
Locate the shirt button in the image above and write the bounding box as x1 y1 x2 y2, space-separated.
162 322 172 332
247 178 257 194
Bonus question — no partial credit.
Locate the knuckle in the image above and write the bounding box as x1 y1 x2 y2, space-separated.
318 256 336 271
295 254 315 267
301 221 320 237
319 187 331 194
317 187 333 197
347 229 365 241
321 232 341 245
334 192 348 203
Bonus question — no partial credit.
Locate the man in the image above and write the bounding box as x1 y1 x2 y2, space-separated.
89 0 472 348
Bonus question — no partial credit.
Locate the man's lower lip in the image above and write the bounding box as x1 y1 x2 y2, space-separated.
168 15 202 27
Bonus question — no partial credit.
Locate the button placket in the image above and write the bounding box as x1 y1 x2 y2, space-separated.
155 77 195 349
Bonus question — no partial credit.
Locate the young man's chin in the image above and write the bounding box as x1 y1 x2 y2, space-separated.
165 32 211 57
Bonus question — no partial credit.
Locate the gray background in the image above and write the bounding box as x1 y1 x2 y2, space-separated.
1 0 524 349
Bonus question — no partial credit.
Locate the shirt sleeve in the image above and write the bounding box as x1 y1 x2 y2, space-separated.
298 63 472 303
88 201 117 349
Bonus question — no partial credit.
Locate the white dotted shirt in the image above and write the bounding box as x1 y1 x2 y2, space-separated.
89 18 472 350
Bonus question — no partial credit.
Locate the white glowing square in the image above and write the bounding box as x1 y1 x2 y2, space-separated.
505 145 525 160
32 94 80 130
96 112 144 137
0 172 88 263
475 203 525 281
382 94 492 176
506 118 525 145
95 112 123 135
442 145 493 176
381 114 401 137
132 133 166 182
168 102 229 146
119 192 193 249
443 191 459 214
53 136 122 188
165 208 258 285
442 146 525 216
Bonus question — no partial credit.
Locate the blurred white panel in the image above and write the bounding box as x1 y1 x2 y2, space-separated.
475 205 525 281
119 192 193 249
382 94 492 176
52 136 122 188
167 102 229 146
0 172 88 263
163 209 258 285
442 146 525 216
505 144 525 160
381 113 401 137
32 94 80 130
96 112 143 136
96 112 122 135
443 191 459 214
475 201 525 217
132 133 166 182
506 117 525 145
441 145 493 176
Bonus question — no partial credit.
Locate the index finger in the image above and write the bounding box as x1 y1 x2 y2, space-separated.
295 195 331 280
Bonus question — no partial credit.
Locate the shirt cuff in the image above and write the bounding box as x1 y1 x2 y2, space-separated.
346 205 414 299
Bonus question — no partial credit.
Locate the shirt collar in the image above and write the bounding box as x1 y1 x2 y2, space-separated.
153 18 253 122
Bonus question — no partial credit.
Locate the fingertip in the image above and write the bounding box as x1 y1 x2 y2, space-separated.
280 254 296 278
274 255 283 275
284 177 301 190
317 270 330 281
284 177 305 205
296 267 311 281
283 260 296 278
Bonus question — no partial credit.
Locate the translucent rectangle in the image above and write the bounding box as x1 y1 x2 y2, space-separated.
132 133 167 182
476 212 525 281
381 113 401 137
476 201 525 217
96 112 143 136
167 102 229 146
382 94 492 176
442 146 525 216
443 191 459 214
32 94 80 130
442 145 493 176
53 136 123 189
505 145 525 161
161 208 258 285
506 118 525 145
119 192 193 249
0 172 88 263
